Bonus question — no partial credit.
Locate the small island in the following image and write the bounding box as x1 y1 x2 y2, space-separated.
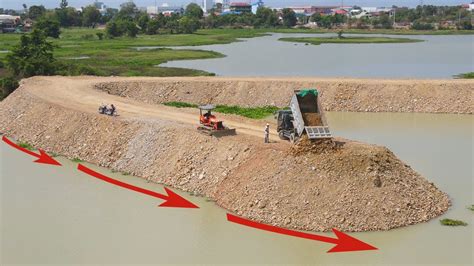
279 36 424 45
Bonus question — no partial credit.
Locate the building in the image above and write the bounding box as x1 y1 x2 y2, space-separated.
0 14 21 33
230 2 252 13
93 0 107 13
251 0 264 14
203 0 214 13
146 4 184 16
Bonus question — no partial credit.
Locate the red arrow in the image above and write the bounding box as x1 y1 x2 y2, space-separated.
227 213 377 253
77 164 198 208
2 136 61 166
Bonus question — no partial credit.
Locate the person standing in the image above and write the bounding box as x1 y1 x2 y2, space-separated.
264 123 270 143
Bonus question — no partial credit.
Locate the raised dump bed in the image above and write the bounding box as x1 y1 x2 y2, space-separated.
277 89 331 142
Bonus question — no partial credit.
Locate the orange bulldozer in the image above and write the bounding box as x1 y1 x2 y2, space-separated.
197 104 236 137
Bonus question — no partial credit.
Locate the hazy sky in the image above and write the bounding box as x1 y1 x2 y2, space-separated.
0 0 470 10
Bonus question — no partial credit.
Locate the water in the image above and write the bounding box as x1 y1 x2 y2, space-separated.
161 33 474 78
1 112 472 264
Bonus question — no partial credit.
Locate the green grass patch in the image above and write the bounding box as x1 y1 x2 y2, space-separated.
122 172 130 176
214 105 280 119
279 36 423 45
71 158 84 163
163 101 280 119
454 72 474 79
18 141 34 150
440 218 468 226
163 101 198 108
1 28 270 78
468 205 474 211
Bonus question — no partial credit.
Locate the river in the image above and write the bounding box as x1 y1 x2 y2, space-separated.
161 33 474 78
1 112 472 265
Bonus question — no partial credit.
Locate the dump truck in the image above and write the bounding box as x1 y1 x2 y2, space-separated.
275 89 331 143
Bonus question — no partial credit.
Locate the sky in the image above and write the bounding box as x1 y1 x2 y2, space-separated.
0 0 470 10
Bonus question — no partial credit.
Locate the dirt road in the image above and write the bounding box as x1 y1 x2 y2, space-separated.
25 76 281 141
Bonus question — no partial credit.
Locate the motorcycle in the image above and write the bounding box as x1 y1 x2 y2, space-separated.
98 105 118 116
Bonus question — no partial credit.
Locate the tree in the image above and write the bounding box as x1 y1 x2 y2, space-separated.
118 1 138 19
281 8 297 28
146 19 160 35
457 20 473 30
82 5 101 28
34 17 61 38
125 21 139 37
28 5 46 20
310 13 322 23
137 14 150 32
255 6 279 27
56 7 81 27
185 3 204 19
6 29 56 78
105 21 121 37
179 16 200 34
101 8 118 23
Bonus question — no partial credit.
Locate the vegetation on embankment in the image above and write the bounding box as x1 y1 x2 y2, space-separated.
279 36 423 45
468 205 474 211
163 101 280 119
272 28 474 35
454 72 474 79
440 218 468 226
18 141 34 150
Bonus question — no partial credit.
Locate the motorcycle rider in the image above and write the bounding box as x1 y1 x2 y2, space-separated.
110 104 116 116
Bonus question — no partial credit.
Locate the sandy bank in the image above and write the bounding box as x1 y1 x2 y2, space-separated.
0 76 452 232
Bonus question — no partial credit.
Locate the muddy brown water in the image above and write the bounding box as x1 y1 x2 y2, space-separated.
1 112 472 264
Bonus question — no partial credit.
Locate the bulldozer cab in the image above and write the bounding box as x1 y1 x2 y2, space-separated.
199 104 215 116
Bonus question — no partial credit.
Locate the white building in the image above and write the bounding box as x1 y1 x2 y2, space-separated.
469 3 474 11
203 0 214 13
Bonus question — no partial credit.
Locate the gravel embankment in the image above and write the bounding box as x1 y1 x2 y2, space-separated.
95 77 474 114
0 78 452 232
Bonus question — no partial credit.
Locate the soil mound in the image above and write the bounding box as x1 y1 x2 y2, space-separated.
289 136 342 155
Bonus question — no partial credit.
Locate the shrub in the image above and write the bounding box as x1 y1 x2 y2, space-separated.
163 101 198 108
440 218 468 226
412 21 434 30
18 141 34 150
0 61 4 69
0 76 19 100
81 34 95 40
34 17 61 38
96 32 104 40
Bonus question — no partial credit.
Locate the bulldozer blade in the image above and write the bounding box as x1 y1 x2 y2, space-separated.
210 128 236 137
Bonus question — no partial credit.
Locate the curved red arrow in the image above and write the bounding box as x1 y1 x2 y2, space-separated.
2 136 61 166
77 164 198 208
227 213 377 253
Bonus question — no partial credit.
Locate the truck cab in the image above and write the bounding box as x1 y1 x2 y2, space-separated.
275 110 297 142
